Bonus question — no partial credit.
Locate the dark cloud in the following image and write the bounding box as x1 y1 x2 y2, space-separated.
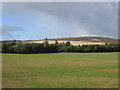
2 24 22 40
2 2 118 39
2 24 22 31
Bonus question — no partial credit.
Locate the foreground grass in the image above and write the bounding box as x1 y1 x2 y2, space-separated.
2 52 118 88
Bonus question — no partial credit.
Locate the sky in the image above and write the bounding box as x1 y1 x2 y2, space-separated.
1 2 118 40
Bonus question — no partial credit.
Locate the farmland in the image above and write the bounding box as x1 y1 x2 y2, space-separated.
2 52 118 88
26 36 119 46
29 40 106 46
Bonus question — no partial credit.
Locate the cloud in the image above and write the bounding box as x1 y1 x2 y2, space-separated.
2 24 22 40
2 24 22 31
2 2 118 39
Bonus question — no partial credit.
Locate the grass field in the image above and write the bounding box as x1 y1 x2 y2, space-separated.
2 52 118 88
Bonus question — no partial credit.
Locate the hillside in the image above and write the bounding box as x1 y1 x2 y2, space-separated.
48 37 119 43
28 36 119 46
2 36 118 46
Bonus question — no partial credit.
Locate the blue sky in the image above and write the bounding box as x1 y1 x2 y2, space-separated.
2 2 118 40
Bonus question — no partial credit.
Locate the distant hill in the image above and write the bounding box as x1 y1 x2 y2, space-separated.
1 36 119 46
48 37 119 43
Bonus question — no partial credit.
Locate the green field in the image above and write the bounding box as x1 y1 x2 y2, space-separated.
2 52 118 88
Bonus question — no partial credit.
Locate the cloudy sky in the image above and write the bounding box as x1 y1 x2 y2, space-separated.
1 2 118 40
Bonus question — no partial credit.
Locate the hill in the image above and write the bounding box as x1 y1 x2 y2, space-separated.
2 36 118 46
48 36 119 43
28 36 119 46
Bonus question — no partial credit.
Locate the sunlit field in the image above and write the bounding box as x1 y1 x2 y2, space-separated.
2 52 118 88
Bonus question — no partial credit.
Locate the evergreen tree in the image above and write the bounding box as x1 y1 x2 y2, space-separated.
66 41 71 46
44 38 49 46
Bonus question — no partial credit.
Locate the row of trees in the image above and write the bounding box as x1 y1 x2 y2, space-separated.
1 39 120 54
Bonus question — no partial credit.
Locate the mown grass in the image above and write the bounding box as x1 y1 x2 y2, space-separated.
2 52 118 88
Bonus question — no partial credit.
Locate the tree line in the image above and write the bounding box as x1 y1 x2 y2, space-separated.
1 39 120 54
